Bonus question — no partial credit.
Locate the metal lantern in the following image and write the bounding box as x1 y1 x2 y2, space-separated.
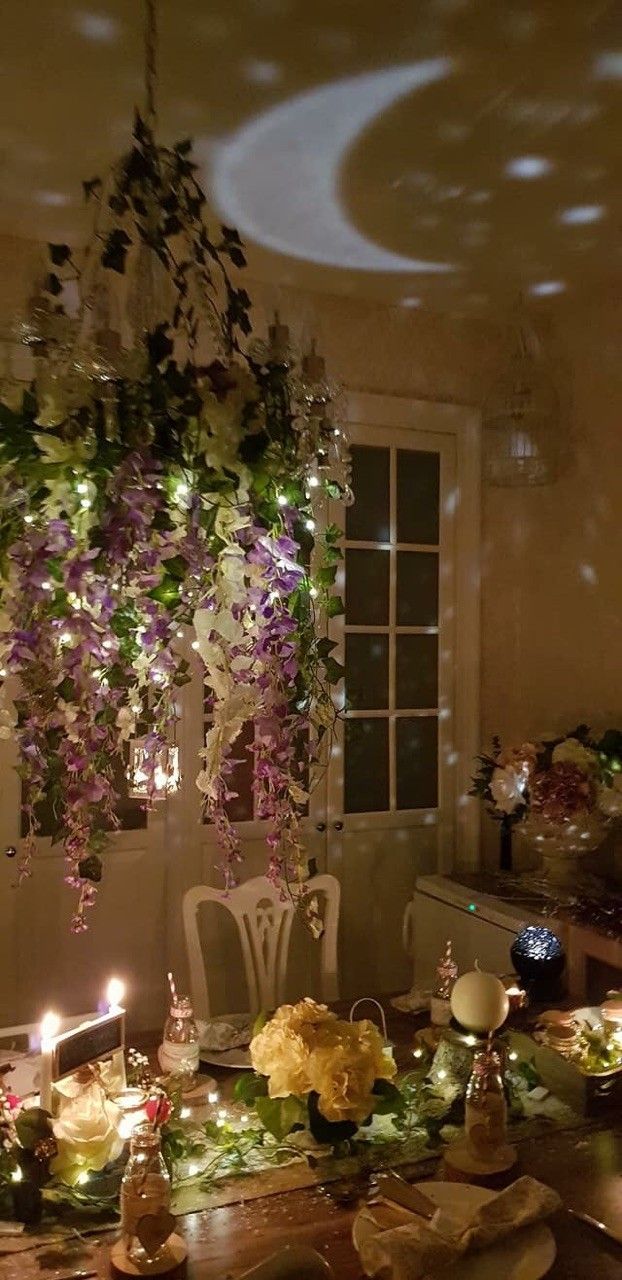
483 315 560 486
128 740 180 800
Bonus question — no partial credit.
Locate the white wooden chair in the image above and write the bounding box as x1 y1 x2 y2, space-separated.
183 874 340 1020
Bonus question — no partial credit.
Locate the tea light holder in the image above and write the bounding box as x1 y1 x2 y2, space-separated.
503 978 528 1015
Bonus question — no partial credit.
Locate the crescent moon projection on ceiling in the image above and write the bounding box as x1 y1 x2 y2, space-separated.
212 59 456 274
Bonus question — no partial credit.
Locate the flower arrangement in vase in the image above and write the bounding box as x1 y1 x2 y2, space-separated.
472 725 622 884
235 998 402 1150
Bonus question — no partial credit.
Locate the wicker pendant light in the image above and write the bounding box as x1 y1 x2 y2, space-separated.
483 304 560 486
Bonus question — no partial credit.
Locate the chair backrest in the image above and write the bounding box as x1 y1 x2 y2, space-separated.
183 874 340 1021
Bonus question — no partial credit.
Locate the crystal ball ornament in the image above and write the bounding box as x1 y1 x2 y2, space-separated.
510 925 566 999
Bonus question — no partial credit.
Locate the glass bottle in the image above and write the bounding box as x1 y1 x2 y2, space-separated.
158 994 200 1081
465 1042 507 1161
430 940 458 1027
120 1125 171 1265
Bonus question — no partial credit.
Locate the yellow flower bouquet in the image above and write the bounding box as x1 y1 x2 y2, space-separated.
237 999 401 1148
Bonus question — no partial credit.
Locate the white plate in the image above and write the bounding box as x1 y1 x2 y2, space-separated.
353 1181 556 1280
199 1045 253 1069
198 1012 253 1069
239 1245 333 1279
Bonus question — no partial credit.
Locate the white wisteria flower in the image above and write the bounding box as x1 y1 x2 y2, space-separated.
0 704 16 740
115 706 136 741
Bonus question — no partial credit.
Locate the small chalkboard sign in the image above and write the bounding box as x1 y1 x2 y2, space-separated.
53 1012 124 1080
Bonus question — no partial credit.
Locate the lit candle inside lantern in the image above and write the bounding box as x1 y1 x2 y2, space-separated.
39 1010 61 1112
504 982 528 1014
106 977 126 1014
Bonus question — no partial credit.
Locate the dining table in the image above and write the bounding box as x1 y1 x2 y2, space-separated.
0 1004 621 1280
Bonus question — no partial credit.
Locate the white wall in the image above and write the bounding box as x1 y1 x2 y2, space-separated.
480 295 622 872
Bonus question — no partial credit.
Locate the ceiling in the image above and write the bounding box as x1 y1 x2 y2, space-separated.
1 0 621 315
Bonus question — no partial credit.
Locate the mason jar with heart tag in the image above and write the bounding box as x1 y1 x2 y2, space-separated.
120 1124 172 1266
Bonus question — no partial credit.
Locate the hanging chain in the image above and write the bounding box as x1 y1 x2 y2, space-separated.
144 0 158 124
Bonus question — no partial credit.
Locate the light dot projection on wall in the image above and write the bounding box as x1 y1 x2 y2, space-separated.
558 205 605 226
2 3 621 313
73 10 120 43
529 281 566 297
505 156 553 180
593 50 622 80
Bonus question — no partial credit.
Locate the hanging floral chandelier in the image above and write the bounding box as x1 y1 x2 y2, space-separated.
0 0 350 932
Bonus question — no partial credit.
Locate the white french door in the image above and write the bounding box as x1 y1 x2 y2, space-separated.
323 395 480 996
0 394 480 1027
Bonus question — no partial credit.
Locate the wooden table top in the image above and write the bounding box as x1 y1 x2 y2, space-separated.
1 1007 621 1279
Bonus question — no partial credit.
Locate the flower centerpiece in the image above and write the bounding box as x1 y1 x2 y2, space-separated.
471 726 619 883
237 999 402 1149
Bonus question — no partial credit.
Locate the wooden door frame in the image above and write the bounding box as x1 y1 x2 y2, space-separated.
342 392 481 870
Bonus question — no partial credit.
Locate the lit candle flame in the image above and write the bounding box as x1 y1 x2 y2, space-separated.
106 977 125 1011
40 1011 61 1043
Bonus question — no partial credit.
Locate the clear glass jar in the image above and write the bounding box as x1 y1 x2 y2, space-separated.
430 940 458 1027
120 1125 171 1265
465 1046 507 1160
158 995 200 1081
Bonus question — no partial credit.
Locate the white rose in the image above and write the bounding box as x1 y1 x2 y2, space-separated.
51 1083 123 1186
489 765 526 815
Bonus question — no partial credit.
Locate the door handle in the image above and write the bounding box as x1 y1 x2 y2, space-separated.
315 822 326 832
5 846 16 859
333 820 344 831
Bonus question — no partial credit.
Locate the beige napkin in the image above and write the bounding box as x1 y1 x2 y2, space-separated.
357 1176 561 1279
197 1015 251 1052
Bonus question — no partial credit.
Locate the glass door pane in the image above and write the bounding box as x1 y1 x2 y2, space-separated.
340 442 441 819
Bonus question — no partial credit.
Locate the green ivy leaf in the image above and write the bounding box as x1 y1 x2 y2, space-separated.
326 596 345 619
48 244 71 267
323 657 345 684
78 854 103 883
16 1108 52 1151
254 1094 306 1141
252 1010 268 1037
368 1078 406 1118
316 565 337 588
316 637 338 660
324 524 342 545
82 176 102 202
234 1073 268 1106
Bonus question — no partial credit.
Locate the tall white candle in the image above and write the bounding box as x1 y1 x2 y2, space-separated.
106 977 126 1014
39 1011 61 1112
